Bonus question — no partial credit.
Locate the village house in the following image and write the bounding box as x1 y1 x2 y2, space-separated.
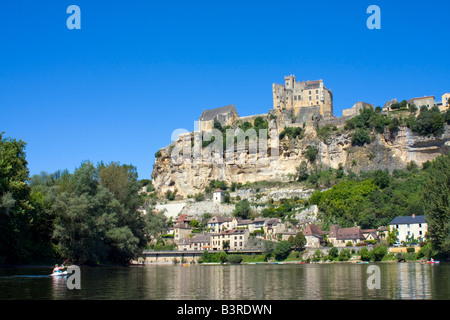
178 234 212 251
198 104 239 131
327 225 366 247
303 224 324 248
361 229 379 242
211 229 249 251
438 93 450 112
173 222 192 244
280 231 298 241
389 214 427 243
263 218 286 241
248 217 268 234
207 215 233 233
231 216 253 230
407 96 435 109
213 189 225 203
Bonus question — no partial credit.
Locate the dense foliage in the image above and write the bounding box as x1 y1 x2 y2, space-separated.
407 106 446 137
422 154 450 255
0 131 161 265
310 165 428 229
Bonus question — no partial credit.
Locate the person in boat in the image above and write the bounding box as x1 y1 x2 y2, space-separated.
52 264 65 273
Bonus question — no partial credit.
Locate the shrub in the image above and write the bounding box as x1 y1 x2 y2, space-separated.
359 247 371 261
227 254 243 264
305 146 319 163
279 127 303 140
338 248 351 261
328 246 339 260
371 245 388 261
352 128 371 146
406 247 415 253
273 241 291 261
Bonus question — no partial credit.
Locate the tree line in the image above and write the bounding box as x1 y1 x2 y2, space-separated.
310 154 450 257
0 131 166 265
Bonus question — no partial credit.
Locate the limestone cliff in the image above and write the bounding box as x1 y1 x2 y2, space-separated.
151 117 450 198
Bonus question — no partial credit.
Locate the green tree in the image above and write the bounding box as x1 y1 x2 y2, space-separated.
445 109 450 125
328 246 339 260
233 199 252 219
222 240 230 251
352 128 371 146
338 248 351 261
373 169 390 189
289 232 306 251
51 161 149 264
296 161 309 182
371 245 388 261
273 241 291 260
422 154 450 255
387 227 399 246
359 247 371 261
305 146 318 163
0 132 35 264
263 241 276 258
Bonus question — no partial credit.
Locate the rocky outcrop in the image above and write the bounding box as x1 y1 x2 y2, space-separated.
151 119 450 197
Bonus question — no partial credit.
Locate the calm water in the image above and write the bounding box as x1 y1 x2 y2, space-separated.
0 263 449 300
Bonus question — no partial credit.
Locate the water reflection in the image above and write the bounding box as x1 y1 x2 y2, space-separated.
0 263 447 300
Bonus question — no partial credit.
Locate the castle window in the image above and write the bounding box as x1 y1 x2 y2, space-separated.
316 90 319 94
309 96 312 101
294 96 297 101
298 95 302 100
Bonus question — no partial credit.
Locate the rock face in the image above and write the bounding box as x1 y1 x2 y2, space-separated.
151 118 450 198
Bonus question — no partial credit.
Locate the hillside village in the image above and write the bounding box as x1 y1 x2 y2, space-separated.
143 75 449 262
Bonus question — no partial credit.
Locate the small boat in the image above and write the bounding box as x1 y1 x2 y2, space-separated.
422 260 440 264
356 261 369 264
50 271 68 276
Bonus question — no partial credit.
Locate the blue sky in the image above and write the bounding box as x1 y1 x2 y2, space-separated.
1 0 449 180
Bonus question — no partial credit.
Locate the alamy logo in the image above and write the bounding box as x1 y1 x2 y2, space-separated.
366 5 381 30
366 265 381 289
169 125 279 169
67 5 81 30
66 265 81 289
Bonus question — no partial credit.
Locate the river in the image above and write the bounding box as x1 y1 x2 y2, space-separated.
0 262 449 300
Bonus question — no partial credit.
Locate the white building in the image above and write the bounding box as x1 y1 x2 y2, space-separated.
213 189 224 203
389 214 427 243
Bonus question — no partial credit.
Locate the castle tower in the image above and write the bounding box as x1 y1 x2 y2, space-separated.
272 75 333 118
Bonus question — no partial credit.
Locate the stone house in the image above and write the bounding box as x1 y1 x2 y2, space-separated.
178 234 212 251
263 218 286 241
207 215 233 233
439 93 450 112
231 216 253 230
377 226 389 240
361 229 379 242
327 225 365 247
198 104 239 131
173 222 192 244
280 232 298 242
407 96 435 109
211 229 249 251
389 214 427 243
303 224 324 248
213 189 224 203
248 217 268 234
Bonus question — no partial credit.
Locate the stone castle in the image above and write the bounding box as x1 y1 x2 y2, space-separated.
152 75 450 198
198 75 335 133
272 75 333 119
